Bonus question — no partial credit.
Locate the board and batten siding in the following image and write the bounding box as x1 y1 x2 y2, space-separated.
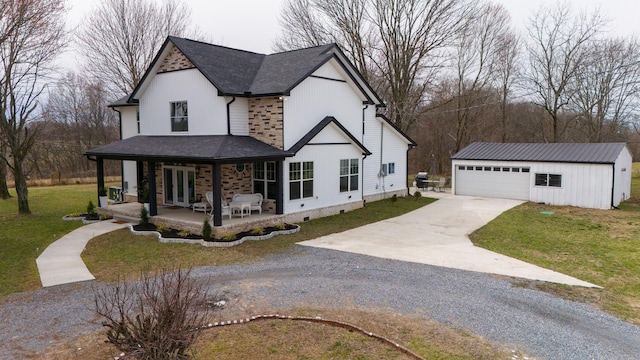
283 125 364 214
529 162 613 209
228 97 249 135
363 115 409 196
284 61 364 150
139 68 227 135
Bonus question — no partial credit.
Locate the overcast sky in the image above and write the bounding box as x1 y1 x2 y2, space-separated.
63 0 639 66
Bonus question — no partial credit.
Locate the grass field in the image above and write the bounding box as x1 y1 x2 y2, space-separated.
471 164 640 324
0 184 103 296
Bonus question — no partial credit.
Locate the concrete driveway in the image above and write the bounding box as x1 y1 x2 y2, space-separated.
299 192 598 287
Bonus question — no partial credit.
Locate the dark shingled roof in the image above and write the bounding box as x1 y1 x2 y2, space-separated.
85 135 294 162
452 142 627 164
169 37 336 96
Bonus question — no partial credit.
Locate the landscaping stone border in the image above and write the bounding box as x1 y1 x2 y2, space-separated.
127 224 300 247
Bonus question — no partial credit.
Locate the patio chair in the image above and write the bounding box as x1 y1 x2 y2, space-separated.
205 191 214 214
436 177 446 192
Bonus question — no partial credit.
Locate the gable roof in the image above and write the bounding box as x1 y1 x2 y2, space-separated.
85 135 294 163
288 116 371 155
452 142 628 164
375 114 417 147
128 37 382 103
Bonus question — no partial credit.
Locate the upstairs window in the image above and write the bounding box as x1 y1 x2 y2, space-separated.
171 101 188 132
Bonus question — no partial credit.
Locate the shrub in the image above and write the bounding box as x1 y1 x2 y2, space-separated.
140 206 149 225
202 219 212 239
93 268 212 360
87 200 96 215
413 191 422 200
251 226 264 235
390 194 398 204
177 230 190 238
275 222 286 230
98 187 107 196
223 233 236 241
156 224 169 233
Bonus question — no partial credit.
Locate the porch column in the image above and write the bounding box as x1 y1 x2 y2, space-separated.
276 160 284 215
96 158 104 205
136 161 144 202
148 161 158 216
211 162 222 226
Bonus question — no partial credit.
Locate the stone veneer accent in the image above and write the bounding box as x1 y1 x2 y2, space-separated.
158 46 195 73
248 97 284 149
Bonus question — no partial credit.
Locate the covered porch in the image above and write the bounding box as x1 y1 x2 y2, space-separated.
85 135 294 228
101 202 290 237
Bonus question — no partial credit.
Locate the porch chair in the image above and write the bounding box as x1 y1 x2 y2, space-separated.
206 191 231 220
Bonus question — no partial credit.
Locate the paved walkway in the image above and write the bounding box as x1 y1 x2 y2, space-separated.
300 192 600 288
36 193 598 288
36 220 129 287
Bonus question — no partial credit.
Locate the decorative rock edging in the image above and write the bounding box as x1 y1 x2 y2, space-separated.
62 215 104 225
127 224 300 248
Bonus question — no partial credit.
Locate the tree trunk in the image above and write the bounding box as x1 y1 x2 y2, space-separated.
0 160 10 199
13 160 30 214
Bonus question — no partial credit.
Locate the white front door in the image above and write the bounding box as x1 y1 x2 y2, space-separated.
163 166 195 207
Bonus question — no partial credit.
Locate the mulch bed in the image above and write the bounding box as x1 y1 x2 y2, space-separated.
132 223 298 242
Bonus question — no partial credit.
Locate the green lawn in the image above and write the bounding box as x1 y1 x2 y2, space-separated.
471 164 640 324
0 184 102 296
82 195 436 281
0 185 433 296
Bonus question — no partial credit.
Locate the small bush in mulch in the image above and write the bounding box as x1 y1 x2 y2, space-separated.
131 223 298 242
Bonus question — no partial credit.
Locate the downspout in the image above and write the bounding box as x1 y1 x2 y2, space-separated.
379 118 385 196
361 103 368 203
226 96 236 135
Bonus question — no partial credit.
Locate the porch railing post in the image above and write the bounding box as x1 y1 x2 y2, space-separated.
212 162 222 226
148 161 157 216
276 160 284 215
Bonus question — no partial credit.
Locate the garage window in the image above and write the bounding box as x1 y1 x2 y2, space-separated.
475 166 482 171
459 165 466 170
502 167 510 172
535 173 562 187
493 167 501 171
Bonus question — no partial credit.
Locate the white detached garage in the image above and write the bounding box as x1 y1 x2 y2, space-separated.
451 142 632 209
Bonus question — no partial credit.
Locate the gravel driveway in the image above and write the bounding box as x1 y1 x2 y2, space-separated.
2 246 639 359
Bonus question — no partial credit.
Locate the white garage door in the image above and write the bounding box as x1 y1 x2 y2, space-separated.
455 165 530 200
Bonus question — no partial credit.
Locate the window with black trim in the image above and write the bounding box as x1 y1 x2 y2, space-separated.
388 162 395 174
253 161 276 200
290 161 313 200
136 109 141 134
170 101 188 132
535 173 562 187
340 159 359 192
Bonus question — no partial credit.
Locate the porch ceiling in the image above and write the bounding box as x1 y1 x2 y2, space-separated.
85 135 294 163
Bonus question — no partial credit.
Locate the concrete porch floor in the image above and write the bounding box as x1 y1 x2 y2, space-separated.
101 202 285 236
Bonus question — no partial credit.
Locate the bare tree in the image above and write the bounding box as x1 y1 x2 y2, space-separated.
572 37 640 142
76 0 197 99
525 2 607 142
0 0 66 214
493 31 520 143
449 2 513 152
276 0 471 132
34 72 119 180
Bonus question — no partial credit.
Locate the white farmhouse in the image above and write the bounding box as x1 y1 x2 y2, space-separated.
86 37 415 227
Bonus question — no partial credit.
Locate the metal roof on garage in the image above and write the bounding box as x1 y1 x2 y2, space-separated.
452 142 627 164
